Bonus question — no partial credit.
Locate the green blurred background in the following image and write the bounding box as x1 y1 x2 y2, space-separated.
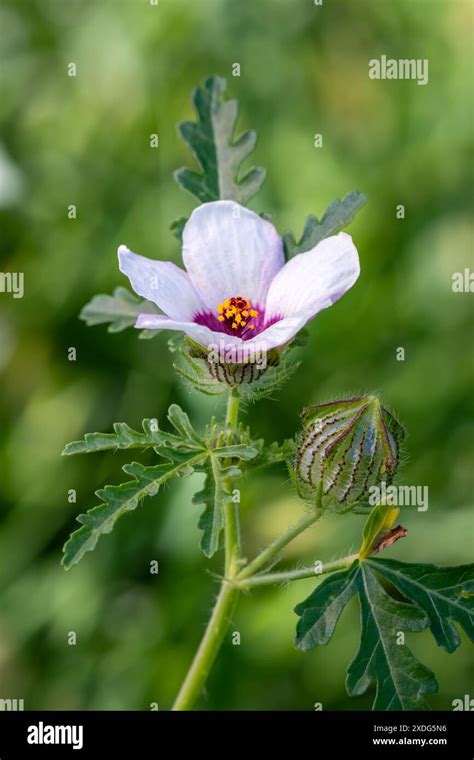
0 0 472 711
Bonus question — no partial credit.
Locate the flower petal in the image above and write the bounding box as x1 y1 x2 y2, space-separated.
242 316 308 353
135 313 243 348
135 313 306 361
118 245 202 321
182 201 284 312
264 232 360 321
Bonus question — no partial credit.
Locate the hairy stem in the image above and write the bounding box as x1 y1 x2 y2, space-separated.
172 392 242 710
224 391 241 576
237 508 322 581
239 554 358 588
171 579 239 711
172 397 327 709
225 390 240 429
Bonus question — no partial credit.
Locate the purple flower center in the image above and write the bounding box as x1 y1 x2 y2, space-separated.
193 297 280 340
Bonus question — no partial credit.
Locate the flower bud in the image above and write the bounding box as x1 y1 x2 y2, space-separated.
295 396 405 513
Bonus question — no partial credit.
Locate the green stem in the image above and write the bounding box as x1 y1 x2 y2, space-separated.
225 390 240 429
224 497 241 577
239 554 358 588
237 508 322 581
224 391 241 576
171 580 239 711
172 392 242 711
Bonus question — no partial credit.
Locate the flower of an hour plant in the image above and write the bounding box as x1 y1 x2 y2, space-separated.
118 200 360 361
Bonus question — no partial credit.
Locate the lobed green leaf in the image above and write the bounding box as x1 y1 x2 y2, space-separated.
283 191 367 259
368 558 474 653
295 559 440 710
347 563 437 710
63 405 205 456
79 286 157 333
295 505 474 709
174 75 265 205
62 451 206 569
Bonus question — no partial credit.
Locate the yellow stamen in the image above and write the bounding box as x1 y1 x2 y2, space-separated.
216 295 260 335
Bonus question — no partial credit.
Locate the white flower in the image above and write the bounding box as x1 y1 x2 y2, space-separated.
118 200 360 358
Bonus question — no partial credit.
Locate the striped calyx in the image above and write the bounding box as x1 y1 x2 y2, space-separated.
172 337 299 399
295 396 405 512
